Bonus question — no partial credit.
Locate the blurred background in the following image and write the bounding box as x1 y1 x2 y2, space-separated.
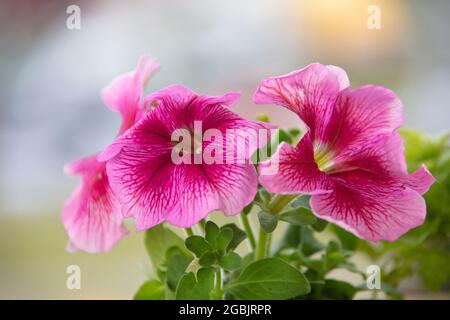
0 0 449 299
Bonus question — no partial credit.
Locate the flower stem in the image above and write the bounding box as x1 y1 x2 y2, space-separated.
239 214 256 250
184 227 194 237
268 194 297 213
212 269 223 300
256 227 269 260
255 194 297 260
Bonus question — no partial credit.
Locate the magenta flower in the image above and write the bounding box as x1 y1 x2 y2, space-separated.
98 85 273 230
62 56 159 252
254 63 436 242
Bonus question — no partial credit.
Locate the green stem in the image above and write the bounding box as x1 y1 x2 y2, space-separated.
212 269 223 300
255 194 297 260
268 194 297 214
256 227 269 260
239 214 256 250
184 227 194 237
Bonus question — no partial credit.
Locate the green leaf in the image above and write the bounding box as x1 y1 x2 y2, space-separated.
288 128 301 139
242 203 253 215
256 114 270 122
257 211 278 233
317 279 359 300
205 221 220 248
332 225 359 251
221 223 247 251
279 207 317 226
277 129 292 144
134 279 165 300
290 195 311 209
258 188 271 205
219 252 242 271
225 258 310 299
166 253 191 291
185 236 211 258
299 226 324 256
312 218 328 232
278 225 302 250
199 251 216 267
217 227 234 253
175 268 215 300
144 224 188 274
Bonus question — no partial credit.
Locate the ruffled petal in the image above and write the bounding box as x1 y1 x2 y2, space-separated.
101 55 159 134
310 170 427 242
259 134 333 194
100 111 176 230
102 84 269 230
403 165 436 195
322 85 403 158
328 133 435 195
62 155 127 253
166 163 258 227
253 63 343 140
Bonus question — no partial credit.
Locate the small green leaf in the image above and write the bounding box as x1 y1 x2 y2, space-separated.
312 218 328 232
258 188 271 205
277 129 292 144
278 225 301 250
219 252 242 271
332 225 359 251
221 223 247 251
299 226 324 256
134 279 165 300
290 195 311 209
279 207 317 226
144 224 188 275
185 236 211 257
166 253 191 291
321 279 359 300
175 268 215 300
217 227 234 253
288 128 301 139
257 211 278 233
225 258 310 300
256 114 270 122
242 203 253 215
199 251 216 267
205 221 220 248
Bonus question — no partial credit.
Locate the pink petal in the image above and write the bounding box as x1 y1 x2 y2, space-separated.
101 56 159 134
166 163 258 227
253 63 342 141
259 133 334 194
101 111 176 230
310 170 427 242
329 133 435 195
102 85 267 230
323 85 403 158
403 165 436 195
326 65 350 90
62 155 127 253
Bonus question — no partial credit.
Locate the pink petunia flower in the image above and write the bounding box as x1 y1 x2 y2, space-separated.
98 85 274 230
62 56 159 252
254 63 436 242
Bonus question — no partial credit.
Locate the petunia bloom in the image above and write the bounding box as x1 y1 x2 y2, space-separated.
62 56 159 252
98 85 273 230
255 63 436 242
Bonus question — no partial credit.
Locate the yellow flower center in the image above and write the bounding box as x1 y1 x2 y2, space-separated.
314 144 335 173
